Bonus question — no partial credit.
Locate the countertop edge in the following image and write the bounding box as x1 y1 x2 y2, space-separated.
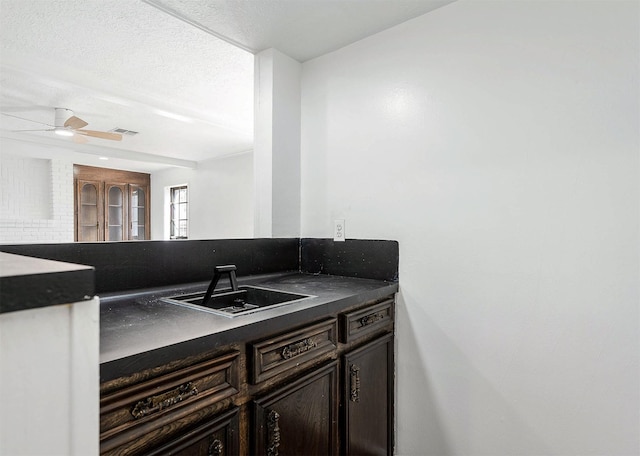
0 252 95 314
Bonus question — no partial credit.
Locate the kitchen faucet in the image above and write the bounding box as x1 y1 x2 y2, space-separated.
202 264 239 306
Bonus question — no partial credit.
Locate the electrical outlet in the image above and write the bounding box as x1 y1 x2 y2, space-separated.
333 219 345 242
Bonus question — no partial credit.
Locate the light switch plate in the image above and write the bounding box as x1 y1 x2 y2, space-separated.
333 219 345 242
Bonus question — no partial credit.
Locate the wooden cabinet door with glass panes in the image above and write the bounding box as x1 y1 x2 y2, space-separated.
129 184 149 240
77 179 104 241
105 183 127 241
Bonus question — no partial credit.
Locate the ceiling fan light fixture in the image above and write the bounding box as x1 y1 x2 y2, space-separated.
54 128 74 137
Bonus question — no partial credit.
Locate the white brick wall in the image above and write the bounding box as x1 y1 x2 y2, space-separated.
0 156 74 243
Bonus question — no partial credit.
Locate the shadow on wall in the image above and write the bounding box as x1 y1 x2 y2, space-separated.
395 288 552 455
395 289 452 455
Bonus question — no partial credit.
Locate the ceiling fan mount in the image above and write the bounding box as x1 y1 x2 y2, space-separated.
5 107 123 142
53 108 79 136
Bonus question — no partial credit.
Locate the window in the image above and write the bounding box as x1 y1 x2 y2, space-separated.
169 185 188 239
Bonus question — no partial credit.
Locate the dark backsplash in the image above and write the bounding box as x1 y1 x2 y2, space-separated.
0 239 298 294
1 238 398 294
300 238 399 282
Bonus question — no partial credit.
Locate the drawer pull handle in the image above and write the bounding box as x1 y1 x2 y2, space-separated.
208 438 223 456
359 312 385 327
130 382 198 419
281 338 317 360
267 409 281 456
350 364 361 402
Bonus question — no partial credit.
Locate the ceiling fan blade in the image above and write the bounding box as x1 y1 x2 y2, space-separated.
75 129 122 141
2 113 54 127
73 134 89 144
64 115 89 129
0 105 52 112
11 128 55 132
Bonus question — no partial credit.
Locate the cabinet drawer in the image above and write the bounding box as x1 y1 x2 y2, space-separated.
100 351 239 453
250 318 338 384
340 298 394 343
144 407 239 456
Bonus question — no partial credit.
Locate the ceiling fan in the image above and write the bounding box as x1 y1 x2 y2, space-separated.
5 107 122 141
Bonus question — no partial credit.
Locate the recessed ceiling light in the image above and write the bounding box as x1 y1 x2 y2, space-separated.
99 157 109 160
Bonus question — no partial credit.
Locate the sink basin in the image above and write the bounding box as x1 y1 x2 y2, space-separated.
161 285 313 317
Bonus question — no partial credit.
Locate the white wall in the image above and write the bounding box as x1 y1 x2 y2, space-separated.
0 153 74 243
151 151 254 240
301 1 639 455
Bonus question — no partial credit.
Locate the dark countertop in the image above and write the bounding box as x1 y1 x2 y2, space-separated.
0 252 95 314
100 272 398 382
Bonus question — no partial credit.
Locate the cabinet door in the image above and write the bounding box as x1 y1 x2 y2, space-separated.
253 361 339 456
129 184 149 240
343 334 394 456
76 179 103 241
143 407 239 456
105 183 127 241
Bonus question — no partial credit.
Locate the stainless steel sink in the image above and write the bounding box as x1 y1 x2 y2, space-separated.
161 285 314 317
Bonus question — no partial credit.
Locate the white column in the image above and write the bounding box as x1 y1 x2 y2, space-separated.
0 298 100 455
253 48 301 237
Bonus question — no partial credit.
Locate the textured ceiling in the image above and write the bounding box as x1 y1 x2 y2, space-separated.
0 0 254 172
145 0 455 62
0 0 453 172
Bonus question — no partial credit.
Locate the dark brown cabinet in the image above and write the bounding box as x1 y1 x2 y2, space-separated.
253 362 339 456
100 296 395 456
343 334 394 456
74 165 150 241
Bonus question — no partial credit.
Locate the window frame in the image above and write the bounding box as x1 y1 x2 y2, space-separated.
169 184 189 239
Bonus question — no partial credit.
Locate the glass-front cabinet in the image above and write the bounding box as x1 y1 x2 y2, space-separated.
129 185 147 240
106 184 126 241
74 165 150 242
78 180 102 242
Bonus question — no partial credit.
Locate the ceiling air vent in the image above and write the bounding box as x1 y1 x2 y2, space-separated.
110 128 139 136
